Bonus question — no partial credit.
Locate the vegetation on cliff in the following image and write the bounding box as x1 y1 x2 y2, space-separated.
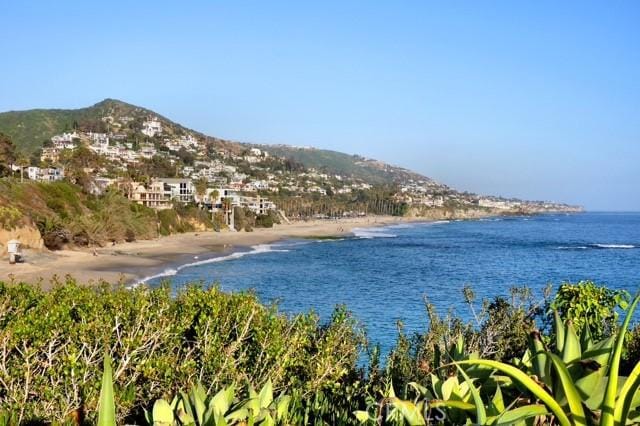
0 180 212 249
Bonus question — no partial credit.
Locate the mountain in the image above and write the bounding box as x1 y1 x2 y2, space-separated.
0 99 152 153
252 145 434 186
0 99 435 186
0 99 581 213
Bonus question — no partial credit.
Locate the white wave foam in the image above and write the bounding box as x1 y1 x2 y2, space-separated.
557 246 588 250
556 243 636 250
134 244 289 285
591 244 636 249
386 223 414 229
351 227 397 239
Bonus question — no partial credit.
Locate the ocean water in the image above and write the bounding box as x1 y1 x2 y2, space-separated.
147 212 640 354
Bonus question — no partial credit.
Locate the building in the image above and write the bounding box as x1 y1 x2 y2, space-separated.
156 178 194 203
26 167 65 182
130 180 172 209
141 118 163 137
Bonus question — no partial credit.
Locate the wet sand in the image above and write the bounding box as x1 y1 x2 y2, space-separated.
0 216 418 289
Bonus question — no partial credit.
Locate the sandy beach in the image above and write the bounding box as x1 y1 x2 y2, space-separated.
0 216 419 289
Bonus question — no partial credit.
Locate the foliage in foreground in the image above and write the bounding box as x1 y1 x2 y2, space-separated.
0 278 363 424
360 290 640 425
1 278 639 425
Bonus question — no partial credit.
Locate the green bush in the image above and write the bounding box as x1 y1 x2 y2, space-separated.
0 206 22 230
0 278 364 424
551 280 630 341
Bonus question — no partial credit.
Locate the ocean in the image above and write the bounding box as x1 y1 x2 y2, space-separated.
147 212 640 355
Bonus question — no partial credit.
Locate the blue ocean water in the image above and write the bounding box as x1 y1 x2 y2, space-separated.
148 212 640 354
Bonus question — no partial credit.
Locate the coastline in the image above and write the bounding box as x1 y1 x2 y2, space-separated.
0 215 422 289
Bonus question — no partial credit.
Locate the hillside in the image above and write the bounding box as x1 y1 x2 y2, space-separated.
253 144 434 186
0 99 582 214
0 99 433 185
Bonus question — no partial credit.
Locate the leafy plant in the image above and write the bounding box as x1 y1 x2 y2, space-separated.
98 355 116 426
456 293 640 426
145 380 291 425
551 281 630 341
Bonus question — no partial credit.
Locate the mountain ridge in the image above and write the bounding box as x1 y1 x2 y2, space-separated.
0 98 580 211
0 98 439 186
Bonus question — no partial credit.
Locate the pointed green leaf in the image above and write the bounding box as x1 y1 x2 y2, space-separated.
548 353 587 426
258 380 273 409
210 385 234 417
456 365 487 424
441 376 459 401
555 310 565 353
614 355 640 424
98 355 116 426
276 395 290 421
152 400 174 425
530 332 551 387
490 404 549 425
489 385 505 416
601 294 640 426
390 398 426 425
455 360 571 426
562 321 582 364
428 399 476 412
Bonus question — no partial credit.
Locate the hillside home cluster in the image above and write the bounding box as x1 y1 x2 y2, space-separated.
29 115 486 208
124 177 276 216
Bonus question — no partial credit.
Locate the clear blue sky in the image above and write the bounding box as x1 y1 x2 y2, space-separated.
1 1 638 210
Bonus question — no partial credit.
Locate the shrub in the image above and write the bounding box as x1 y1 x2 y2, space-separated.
0 278 365 424
0 206 22 230
551 280 630 341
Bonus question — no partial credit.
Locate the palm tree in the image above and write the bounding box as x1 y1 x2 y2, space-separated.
17 154 30 183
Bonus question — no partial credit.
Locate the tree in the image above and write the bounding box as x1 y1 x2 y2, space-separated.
16 153 30 183
193 177 208 204
0 132 17 177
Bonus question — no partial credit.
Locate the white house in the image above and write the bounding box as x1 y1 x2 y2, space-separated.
141 118 163 137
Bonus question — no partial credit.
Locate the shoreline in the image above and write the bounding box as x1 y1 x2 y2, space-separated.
0 216 423 289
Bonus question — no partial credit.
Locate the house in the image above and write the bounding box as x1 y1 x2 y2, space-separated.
156 178 194 203
241 196 276 215
139 145 157 159
141 118 163 137
130 180 172 209
34 167 65 182
40 147 61 163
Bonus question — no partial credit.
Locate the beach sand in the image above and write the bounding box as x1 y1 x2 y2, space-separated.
0 216 418 289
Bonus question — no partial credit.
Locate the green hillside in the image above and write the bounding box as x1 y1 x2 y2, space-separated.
256 144 432 185
0 99 434 185
0 99 175 153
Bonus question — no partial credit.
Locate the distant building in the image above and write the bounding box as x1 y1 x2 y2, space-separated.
130 180 172 209
141 118 163 137
156 178 195 203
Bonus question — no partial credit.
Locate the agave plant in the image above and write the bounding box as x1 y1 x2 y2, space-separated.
145 380 291 425
98 354 116 426
456 293 640 426
354 382 427 425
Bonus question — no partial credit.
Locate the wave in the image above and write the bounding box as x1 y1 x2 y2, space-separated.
351 227 397 239
590 244 636 249
134 244 290 285
386 223 415 229
556 243 636 250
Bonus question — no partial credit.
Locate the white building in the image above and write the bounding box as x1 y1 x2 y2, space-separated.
141 118 163 137
156 178 194 203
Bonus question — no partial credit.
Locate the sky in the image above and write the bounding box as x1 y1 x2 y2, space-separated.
1 1 638 211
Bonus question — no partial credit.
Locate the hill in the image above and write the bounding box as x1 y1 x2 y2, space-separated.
253 144 434 186
0 99 582 214
0 99 434 185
